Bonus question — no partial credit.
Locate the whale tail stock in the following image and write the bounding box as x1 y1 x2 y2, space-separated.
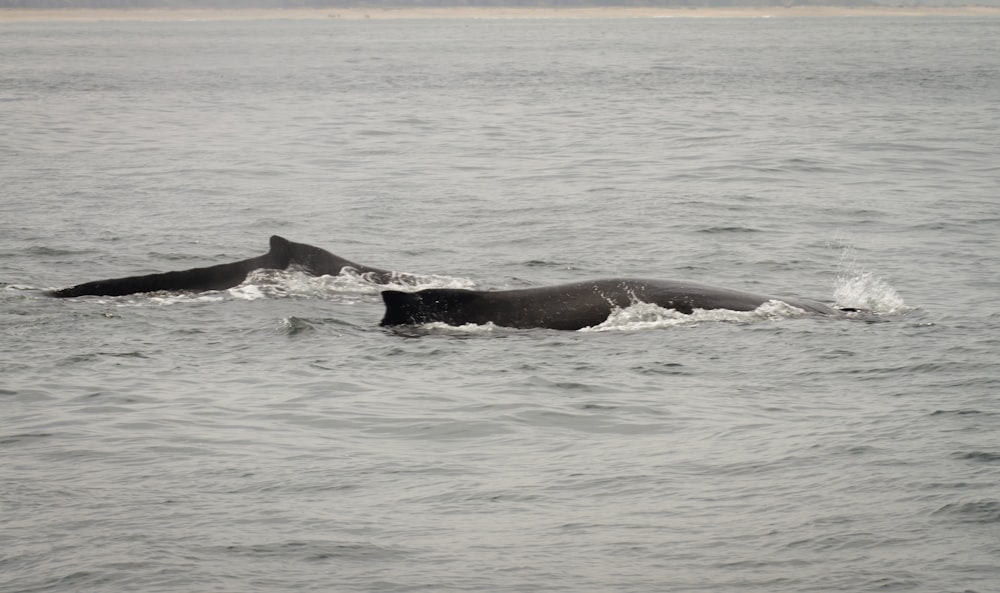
49 235 296 298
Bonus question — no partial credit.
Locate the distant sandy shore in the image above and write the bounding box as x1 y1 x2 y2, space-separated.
3 5 1000 22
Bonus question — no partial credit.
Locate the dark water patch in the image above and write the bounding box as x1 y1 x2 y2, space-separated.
523 259 573 268
907 219 988 232
220 540 407 562
66 391 156 407
404 487 544 509
576 402 671 423
23 245 87 257
108 351 148 359
696 226 763 234
224 479 359 496
379 344 457 357
508 376 624 395
362 418 513 441
550 473 664 499
931 500 1000 524
56 350 150 368
931 409 986 416
844 445 880 456
510 408 664 435
142 441 219 456
931 376 1000 390
0 388 54 402
314 316 362 329
954 451 1000 463
781 157 847 174
579 403 617 411
839 361 984 378
14 569 123 593
0 432 53 446
784 531 912 552
924 482 999 494
631 362 691 376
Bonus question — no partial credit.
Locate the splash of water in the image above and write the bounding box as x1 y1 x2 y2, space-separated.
582 300 811 333
105 268 476 305
418 321 504 334
833 248 906 314
226 268 476 300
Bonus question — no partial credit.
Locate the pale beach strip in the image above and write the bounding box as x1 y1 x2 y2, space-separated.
3 5 1000 23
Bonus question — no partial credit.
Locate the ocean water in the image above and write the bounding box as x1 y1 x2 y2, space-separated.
2 15 999 593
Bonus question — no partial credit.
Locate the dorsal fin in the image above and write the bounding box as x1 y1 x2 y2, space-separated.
267 235 293 269
380 290 424 325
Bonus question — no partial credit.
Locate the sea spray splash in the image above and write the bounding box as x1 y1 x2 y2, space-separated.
582 300 811 333
228 268 476 300
834 247 906 314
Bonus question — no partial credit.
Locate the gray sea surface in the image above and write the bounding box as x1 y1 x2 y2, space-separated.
2 15 999 593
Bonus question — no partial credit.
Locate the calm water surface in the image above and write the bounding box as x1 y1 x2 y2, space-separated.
2 16 999 593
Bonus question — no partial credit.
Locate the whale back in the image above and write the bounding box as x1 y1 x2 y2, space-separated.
380 279 843 330
381 283 634 330
49 237 292 298
49 235 395 297
280 236 394 282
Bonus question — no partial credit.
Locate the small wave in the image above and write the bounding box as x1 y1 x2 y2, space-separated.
696 226 762 233
0 432 54 446
523 259 575 269
954 451 1000 463
931 409 986 416
24 246 81 257
280 316 316 336
931 500 1000 524
220 540 406 562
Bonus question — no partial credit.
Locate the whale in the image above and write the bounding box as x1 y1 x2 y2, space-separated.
50 235 400 298
380 278 845 330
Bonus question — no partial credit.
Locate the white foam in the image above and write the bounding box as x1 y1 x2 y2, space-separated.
146 292 228 305
339 268 478 293
396 300 812 334
417 321 505 335
582 299 810 333
219 268 477 301
833 248 907 314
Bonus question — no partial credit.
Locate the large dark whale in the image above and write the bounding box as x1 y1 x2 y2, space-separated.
381 278 845 330
50 235 400 298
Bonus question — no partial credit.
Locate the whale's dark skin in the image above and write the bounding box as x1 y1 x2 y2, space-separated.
50 235 397 298
381 278 844 330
